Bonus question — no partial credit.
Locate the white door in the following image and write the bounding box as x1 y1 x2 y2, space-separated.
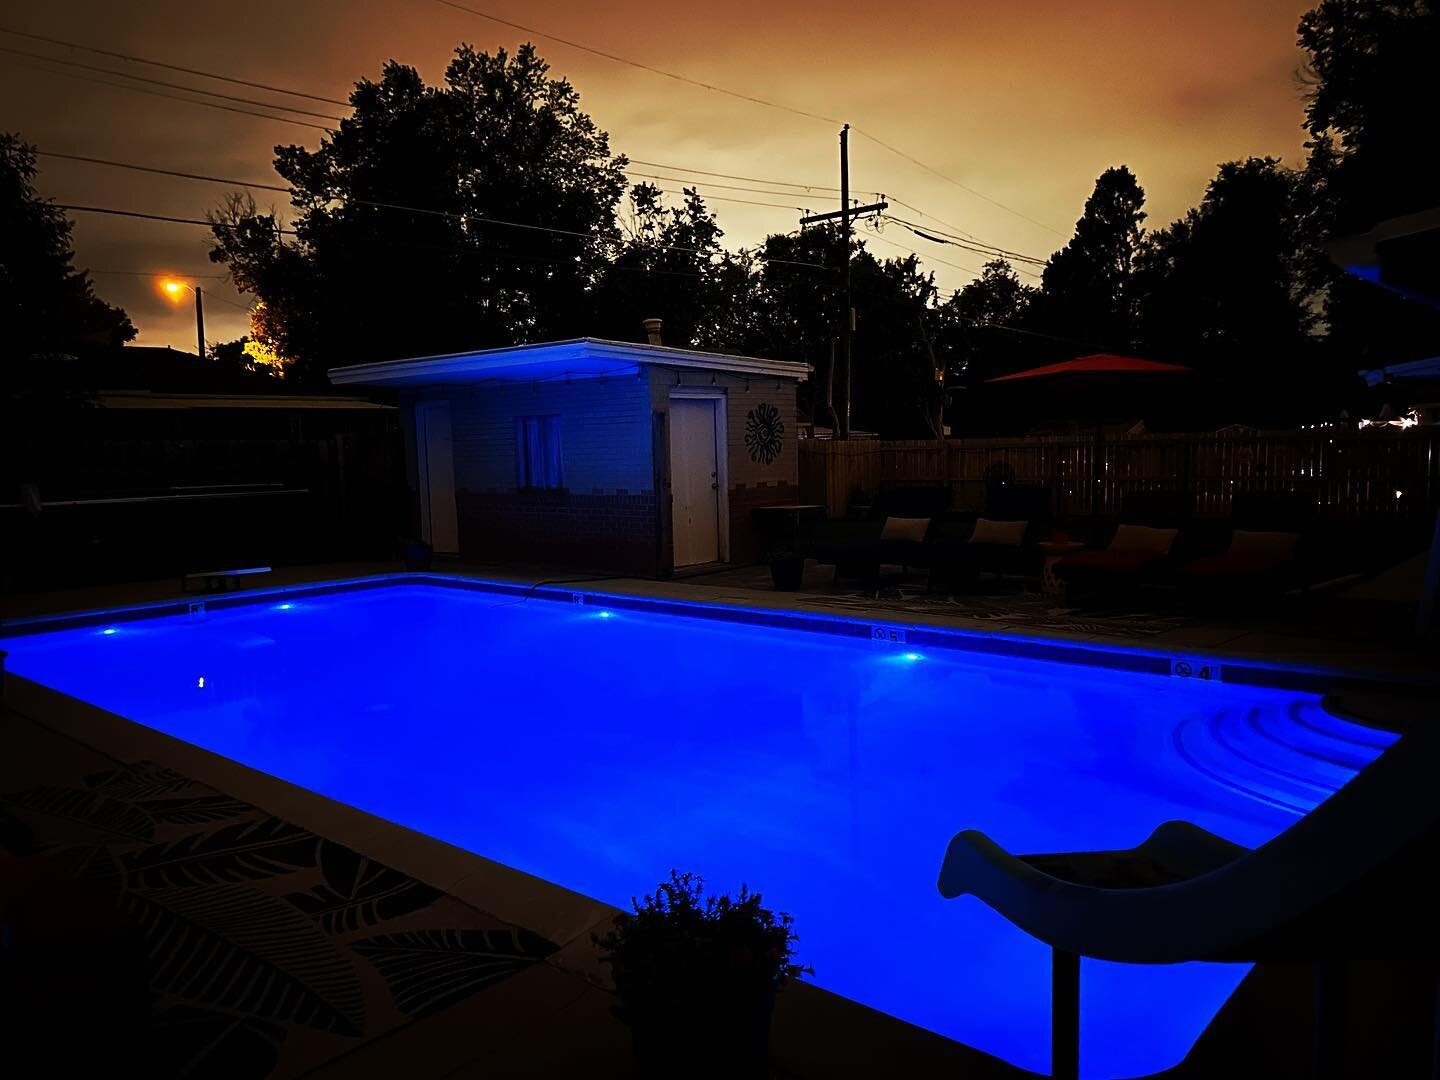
670 398 721 566
416 400 459 554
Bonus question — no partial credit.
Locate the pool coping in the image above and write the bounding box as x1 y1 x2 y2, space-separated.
4 570 1437 699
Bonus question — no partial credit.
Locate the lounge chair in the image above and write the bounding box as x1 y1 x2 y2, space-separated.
1051 522 1183 596
936 712 1439 1080
924 484 1053 593
1179 529 1303 601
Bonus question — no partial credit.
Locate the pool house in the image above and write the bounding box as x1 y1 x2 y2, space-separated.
329 336 810 574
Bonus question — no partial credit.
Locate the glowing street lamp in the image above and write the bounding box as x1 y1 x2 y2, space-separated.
160 277 206 361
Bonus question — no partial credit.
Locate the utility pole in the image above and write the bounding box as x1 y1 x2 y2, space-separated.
799 128 886 440
839 124 852 439
194 286 207 362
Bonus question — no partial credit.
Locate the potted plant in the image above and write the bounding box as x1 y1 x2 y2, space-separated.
594 871 809 1078
768 550 805 591
398 537 433 571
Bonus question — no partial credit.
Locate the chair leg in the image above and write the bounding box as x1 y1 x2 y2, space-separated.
1052 948 1079 1080
1430 970 1440 1080
1313 958 1346 1080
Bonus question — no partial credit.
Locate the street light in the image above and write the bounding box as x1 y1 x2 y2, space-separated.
160 277 206 361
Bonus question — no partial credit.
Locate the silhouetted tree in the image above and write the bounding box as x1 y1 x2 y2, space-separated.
589 183 754 349
1 133 135 369
1298 0 1440 370
1133 157 1324 412
1028 166 1147 351
1299 0 1439 231
209 44 627 383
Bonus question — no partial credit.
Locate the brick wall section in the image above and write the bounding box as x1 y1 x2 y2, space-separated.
456 490 659 574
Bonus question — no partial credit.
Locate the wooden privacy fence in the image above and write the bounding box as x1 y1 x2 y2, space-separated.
798 429 1440 520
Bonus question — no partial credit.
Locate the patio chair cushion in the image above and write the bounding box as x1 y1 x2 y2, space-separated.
969 518 1026 546
1108 524 1179 555
1226 530 1299 559
880 516 930 543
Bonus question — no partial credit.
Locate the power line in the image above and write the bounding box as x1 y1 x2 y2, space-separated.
53 195 833 271
882 214 1048 269
852 130 1066 237
628 157 880 197
57 203 297 234
432 0 844 126
38 150 290 194
0 24 349 106
625 170 827 204
7 56 333 131
431 0 1065 236
883 214 1048 266
864 230 983 277
9 21 1056 260
0 45 344 121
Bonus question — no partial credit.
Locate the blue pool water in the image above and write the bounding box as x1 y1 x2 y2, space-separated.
3 582 1396 1077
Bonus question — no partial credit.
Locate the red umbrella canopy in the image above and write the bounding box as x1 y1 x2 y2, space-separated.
986 353 1191 382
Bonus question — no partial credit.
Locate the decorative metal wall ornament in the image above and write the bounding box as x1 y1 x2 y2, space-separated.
744 403 785 465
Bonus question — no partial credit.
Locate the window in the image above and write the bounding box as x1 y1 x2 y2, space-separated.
514 415 563 490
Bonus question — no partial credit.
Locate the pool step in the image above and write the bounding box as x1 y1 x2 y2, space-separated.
1173 703 1396 817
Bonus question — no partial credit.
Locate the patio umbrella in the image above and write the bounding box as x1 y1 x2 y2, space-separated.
984 353 1194 512
986 353 1192 384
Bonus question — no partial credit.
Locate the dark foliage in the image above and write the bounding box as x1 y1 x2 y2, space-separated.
0 132 136 369
594 870 809 1008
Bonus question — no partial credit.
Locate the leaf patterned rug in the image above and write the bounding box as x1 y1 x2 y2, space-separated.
0 761 557 1078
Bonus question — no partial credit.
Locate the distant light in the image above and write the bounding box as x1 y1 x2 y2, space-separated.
197 676 206 689
161 278 187 299
1395 489 1404 499
101 627 118 635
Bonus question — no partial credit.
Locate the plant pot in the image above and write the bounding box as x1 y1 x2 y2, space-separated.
769 554 804 591
399 539 433 572
624 991 775 1079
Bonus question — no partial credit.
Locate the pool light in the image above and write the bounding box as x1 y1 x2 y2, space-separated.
275 602 294 611
596 610 615 619
902 652 924 662
101 627 118 635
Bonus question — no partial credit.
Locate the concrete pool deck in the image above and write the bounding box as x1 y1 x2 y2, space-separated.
3 559 1437 1077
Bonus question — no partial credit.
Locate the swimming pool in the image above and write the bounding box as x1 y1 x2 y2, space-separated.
2 579 1397 1078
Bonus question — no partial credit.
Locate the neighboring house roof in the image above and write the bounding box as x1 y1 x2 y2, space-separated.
327 337 811 388
95 391 393 411
81 346 289 394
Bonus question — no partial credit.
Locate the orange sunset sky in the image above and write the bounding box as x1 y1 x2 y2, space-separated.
1 0 1317 351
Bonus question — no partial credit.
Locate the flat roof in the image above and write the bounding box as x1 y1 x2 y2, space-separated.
327 337 811 388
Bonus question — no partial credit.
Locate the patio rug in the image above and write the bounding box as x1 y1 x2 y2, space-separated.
0 760 557 1078
797 584 1201 639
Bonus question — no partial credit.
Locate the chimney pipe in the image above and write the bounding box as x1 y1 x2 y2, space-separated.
642 318 663 346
